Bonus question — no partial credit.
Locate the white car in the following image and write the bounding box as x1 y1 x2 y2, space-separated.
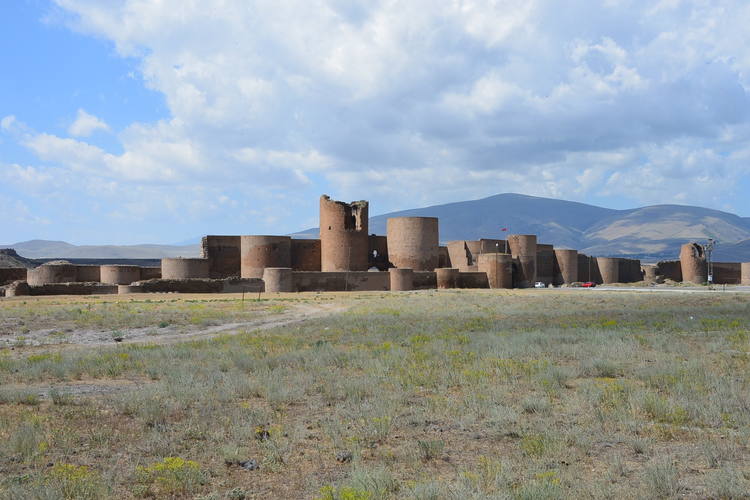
534 282 546 288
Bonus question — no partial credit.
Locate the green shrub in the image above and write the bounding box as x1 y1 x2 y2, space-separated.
135 457 206 496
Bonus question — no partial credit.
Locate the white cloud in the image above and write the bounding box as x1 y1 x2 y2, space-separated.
68 108 110 137
3 0 748 237
1 115 17 131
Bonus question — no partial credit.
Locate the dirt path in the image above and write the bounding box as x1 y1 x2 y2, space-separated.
114 301 349 346
1 302 351 399
2 301 350 351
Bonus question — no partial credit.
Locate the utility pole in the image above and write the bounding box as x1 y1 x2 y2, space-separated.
495 242 500 289
704 238 715 287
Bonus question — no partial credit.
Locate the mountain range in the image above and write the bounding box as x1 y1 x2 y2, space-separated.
296 193 750 262
0 240 200 260
4 194 750 263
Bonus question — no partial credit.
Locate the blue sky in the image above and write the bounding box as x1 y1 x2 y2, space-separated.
2 0 750 245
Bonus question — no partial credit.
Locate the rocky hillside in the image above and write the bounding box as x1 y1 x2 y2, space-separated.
0 249 37 268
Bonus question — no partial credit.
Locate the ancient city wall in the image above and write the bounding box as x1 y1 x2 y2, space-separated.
320 195 369 271
202 235 241 278
386 217 439 271
0 267 27 285
438 246 451 268
134 278 264 294
617 258 642 283
368 235 389 270
291 271 389 292
140 266 161 280
656 260 683 282
221 278 265 293
536 244 554 285
30 283 118 296
577 254 592 282
477 253 513 289
291 239 322 272
479 239 507 254
412 271 437 290
458 271 490 289
4 280 30 297
75 265 101 282
712 262 741 284
629 259 643 282
446 241 478 272
742 262 750 285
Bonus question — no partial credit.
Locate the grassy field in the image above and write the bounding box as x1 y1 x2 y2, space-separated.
0 290 749 499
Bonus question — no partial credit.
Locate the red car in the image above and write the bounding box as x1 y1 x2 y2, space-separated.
581 281 596 288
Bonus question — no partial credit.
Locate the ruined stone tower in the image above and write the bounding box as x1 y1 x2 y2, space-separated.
680 242 707 284
319 195 369 272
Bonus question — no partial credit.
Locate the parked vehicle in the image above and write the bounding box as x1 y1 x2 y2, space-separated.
534 282 546 288
581 281 596 288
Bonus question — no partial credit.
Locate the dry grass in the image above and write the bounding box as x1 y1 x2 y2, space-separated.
1 289 749 499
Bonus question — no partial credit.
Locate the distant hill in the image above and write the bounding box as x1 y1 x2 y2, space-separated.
296 193 750 262
0 240 200 259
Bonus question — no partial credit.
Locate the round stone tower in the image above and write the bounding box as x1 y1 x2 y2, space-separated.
100 265 142 285
553 249 578 286
435 268 459 289
262 267 294 293
27 263 77 286
386 217 439 271
161 258 210 279
596 257 620 284
389 268 414 291
240 236 292 279
508 235 537 288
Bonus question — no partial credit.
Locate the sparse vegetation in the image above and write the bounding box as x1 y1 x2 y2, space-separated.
1 289 749 497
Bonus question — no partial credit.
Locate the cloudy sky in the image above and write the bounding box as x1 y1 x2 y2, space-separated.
2 0 750 244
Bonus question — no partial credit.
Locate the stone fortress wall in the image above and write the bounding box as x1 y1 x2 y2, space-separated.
3 193 747 297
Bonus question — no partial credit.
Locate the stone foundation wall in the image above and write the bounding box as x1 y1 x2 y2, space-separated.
291 271 390 292
30 283 118 296
135 278 264 293
457 272 490 289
